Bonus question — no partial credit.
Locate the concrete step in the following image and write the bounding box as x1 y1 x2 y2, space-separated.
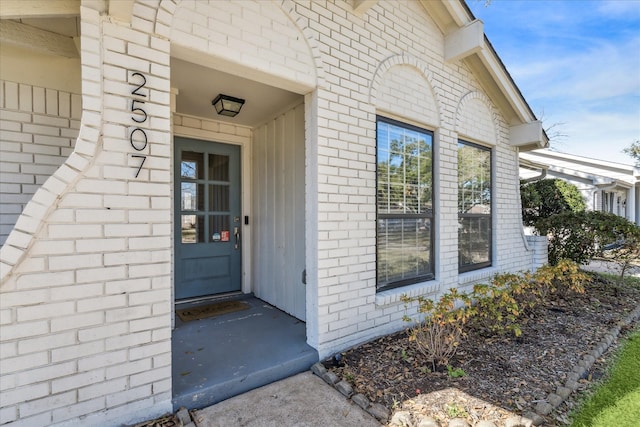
171 296 318 410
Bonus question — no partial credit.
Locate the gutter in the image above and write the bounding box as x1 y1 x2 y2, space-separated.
519 155 548 183
522 168 547 183
595 180 631 191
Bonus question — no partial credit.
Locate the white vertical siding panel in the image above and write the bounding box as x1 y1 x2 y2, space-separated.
251 104 305 320
293 105 306 320
283 109 295 317
252 125 265 297
275 114 286 311
265 119 276 304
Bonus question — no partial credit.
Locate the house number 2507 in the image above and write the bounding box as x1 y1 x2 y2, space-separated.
129 72 148 178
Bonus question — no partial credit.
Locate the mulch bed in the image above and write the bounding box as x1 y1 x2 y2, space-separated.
325 272 640 426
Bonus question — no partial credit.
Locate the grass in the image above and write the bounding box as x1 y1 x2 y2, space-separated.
570 328 640 427
596 271 640 289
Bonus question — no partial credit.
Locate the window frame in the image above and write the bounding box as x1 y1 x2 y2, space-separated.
457 139 493 273
376 116 435 292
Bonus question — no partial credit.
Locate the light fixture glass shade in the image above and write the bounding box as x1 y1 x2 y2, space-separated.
212 94 245 117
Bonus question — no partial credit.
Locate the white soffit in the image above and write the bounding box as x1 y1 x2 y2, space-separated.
0 20 78 58
424 0 540 128
510 121 546 151
444 19 483 62
0 0 80 18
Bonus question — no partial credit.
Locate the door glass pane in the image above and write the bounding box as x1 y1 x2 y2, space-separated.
209 185 229 212
182 215 205 243
209 215 230 243
181 151 204 179
181 183 204 211
209 154 229 181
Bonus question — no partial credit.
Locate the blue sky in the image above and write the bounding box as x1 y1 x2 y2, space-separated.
467 0 640 164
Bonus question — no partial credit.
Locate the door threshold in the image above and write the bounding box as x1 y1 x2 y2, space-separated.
175 291 247 307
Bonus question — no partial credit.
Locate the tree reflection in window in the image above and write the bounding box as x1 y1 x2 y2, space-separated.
377 117 434 291
180 152 204 243
458 141 492 272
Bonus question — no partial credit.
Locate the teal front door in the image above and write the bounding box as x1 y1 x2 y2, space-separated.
174 137 242 300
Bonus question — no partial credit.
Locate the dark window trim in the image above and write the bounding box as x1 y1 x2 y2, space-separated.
457 139 493 273
376 116 435 292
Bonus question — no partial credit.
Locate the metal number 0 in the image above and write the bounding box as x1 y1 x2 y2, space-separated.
129 128 148 151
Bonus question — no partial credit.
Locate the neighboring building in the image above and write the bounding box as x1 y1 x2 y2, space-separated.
0 1 547 425
520 149 640 225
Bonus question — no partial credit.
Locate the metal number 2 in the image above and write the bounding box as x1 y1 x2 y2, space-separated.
130 72 147 97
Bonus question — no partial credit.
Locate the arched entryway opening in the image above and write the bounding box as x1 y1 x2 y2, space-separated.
166 0 321 409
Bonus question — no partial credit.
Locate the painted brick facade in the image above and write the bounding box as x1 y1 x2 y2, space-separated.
0 82 81 246
0 1 546 425
1 3 174 425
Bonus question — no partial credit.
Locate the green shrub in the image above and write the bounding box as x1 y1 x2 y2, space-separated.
446 365 466 378
536 211 640 269
521 178 586 227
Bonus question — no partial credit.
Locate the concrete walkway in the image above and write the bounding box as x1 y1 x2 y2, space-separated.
190 371 379 427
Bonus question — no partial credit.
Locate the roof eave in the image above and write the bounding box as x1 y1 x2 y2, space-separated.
422 0 546 149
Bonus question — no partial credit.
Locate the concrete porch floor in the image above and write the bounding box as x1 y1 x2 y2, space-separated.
171 295 318 411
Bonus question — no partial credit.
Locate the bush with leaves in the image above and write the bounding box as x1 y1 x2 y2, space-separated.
401 289 472 371
532 259 588 297
403 261 588 367
520 178 586 227
465 261 587 337
467 273 526 337
536 211 640 271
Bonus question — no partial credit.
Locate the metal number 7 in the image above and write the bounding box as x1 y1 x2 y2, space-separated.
131 154 147 178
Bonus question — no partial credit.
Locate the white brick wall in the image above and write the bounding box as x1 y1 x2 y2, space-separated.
160 0 539 358
0 0 543 425
171 0 316 90
374 58 442 127
0 82 81 246
283 0 536 356
526 235 549 271
0 3 173 426
457 93 498 145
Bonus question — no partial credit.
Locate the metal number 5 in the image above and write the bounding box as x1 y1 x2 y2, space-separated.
131 99 147 123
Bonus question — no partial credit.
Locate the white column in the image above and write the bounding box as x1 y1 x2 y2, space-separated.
627 185 636 224
635 184 640 225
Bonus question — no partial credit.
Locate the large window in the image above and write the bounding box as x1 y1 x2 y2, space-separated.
377 117 434 291
458 140 492 272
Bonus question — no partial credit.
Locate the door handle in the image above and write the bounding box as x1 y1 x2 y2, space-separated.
234 226 240 249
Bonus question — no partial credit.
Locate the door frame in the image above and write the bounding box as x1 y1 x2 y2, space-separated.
171 121 253 307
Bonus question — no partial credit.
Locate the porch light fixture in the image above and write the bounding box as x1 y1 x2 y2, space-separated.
212 94 245 117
